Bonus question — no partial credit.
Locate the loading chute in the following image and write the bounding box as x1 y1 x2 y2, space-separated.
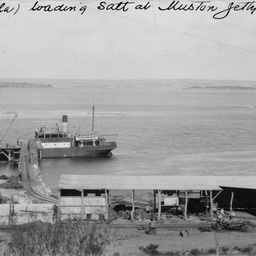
0 113 18 146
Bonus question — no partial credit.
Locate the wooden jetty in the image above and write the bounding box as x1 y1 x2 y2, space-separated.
0 145 21 163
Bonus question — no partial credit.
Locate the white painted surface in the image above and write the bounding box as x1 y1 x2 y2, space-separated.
164 197 179 206
41 142 70 148
59 197 107 219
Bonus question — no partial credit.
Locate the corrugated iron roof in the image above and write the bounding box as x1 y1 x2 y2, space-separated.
58 175 224 191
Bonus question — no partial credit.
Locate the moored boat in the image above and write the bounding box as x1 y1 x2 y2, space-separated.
32 106 117 158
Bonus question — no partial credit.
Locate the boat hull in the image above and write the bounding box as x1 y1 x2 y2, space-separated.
39 143 116 158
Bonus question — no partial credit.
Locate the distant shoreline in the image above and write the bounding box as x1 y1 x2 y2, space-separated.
187 85 256 90
0 82 52 88
1 79 256 90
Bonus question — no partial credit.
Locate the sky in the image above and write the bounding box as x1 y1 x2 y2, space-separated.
1 0 256 80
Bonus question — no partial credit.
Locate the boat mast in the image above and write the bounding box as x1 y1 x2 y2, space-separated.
91 103 95 134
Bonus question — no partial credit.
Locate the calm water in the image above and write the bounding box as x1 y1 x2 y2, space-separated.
0 79 256 190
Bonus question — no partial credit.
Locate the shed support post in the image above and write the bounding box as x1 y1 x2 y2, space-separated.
81 190 84 220
210 190 213 219
8 150 11 161
57 191 61 221
105 189 109 221
131 190 135 221
158 190 161 221
184 190 188 220
213 191 222 201
153 190 156 213
8 197 12 225
230 191 234 212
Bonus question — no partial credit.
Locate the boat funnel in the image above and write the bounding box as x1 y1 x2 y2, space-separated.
62 115 68 132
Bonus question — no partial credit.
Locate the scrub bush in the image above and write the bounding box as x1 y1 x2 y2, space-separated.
189 248 204 255
206 248 216 254
220 246 229 254
4 221 109 256
240 246 253 254
139 243 160 255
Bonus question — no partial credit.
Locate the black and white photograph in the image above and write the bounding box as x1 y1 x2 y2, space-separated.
0 0 256 255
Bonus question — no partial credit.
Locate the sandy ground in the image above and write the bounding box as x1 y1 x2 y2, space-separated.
0 224 255 256
106 226 256 256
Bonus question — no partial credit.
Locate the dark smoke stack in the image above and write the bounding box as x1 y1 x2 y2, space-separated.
62 115 68 132
62 115 68 123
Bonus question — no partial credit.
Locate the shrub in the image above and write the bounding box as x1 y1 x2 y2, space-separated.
189 248 203 255
139 243 160 255
233 246 240 251
240 246 253 254
206 248 216 254
4 221 109 256
220 246 229 254
233 245 254 254
163 251 180 256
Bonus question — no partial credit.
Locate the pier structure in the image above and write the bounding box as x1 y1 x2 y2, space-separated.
0 143 57 225
0 146 21 163
0 112 20 163
18 142 56 203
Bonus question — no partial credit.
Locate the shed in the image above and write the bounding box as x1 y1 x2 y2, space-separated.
58 175 222 221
